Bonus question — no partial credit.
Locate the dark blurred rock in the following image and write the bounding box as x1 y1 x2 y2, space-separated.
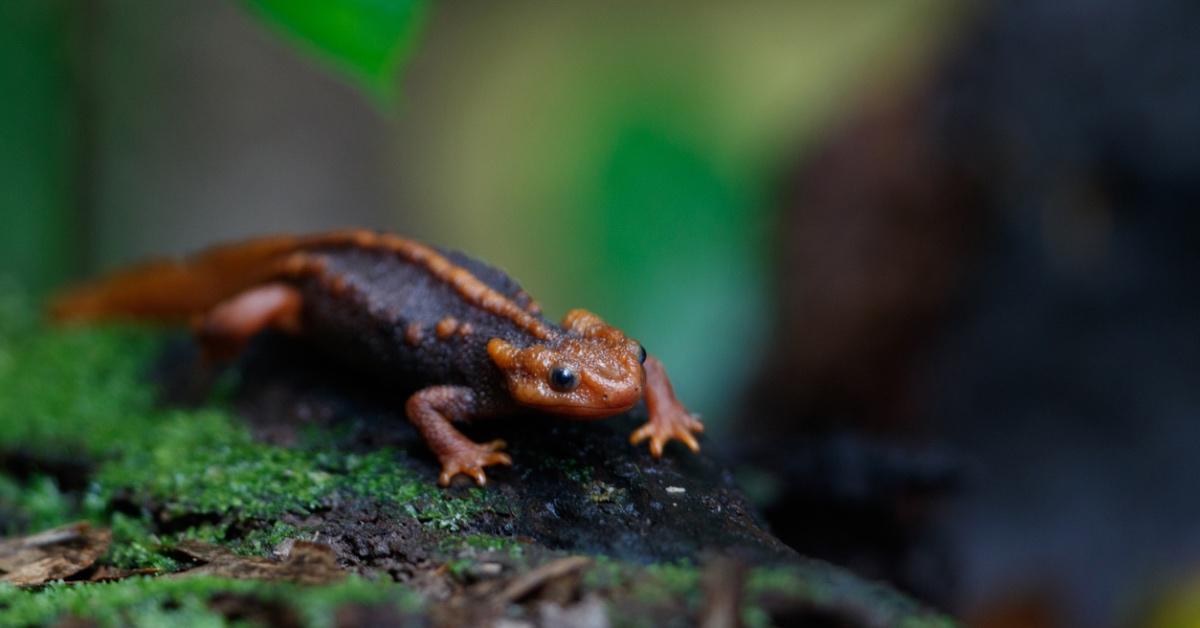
923 1 1200 625
751 86 984 436
737 77 983 607
745 0 1200 625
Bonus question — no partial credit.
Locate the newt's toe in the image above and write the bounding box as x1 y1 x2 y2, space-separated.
630 412 704 458
437 440 512 487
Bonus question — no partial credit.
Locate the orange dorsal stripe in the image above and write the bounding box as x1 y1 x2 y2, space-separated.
345 231 555 341
51 230 557 340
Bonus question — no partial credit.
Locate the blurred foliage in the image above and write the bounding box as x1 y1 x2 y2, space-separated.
400 1 966 422
243 0 429 101
0 0 968 426
0 1 75 295
0 0 434 296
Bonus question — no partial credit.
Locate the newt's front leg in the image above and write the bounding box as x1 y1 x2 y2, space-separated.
405 386 512 486
631 356 704 457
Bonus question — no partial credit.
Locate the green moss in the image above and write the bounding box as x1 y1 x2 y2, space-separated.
745 565 810 597
0 279 37 344
578 556 701 606
0 575 421 628
95 409 333 519
438 532 526 563
600 559 700 628
582 555 623 589
580 557 706 626
0 302 496 575
92 422 492 564
431 533 528 583
535 453 593 484
460 533 523 553
107 512 178 571
237 520 304 556
106 516 305 572
92 409 488 531
0 325 163 459
741 566 809 628
337 449 490 531
741 605 773 628
634 562 702 607
0 474 75 534
444 558 473 581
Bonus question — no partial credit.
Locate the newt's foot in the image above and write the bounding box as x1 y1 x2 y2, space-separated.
630 411 704 458
437 439 512 487
634 355 704 458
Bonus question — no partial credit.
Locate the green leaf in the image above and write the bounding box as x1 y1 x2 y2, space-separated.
242 0 430 102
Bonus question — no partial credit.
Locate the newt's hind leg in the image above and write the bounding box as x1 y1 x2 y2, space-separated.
405 386 511 487
194 283 303 362
630 356 704 457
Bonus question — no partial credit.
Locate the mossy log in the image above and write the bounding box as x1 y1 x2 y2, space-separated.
0 294 957 627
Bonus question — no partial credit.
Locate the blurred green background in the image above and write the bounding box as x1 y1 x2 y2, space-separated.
11 3 1200 626
0 0 964 426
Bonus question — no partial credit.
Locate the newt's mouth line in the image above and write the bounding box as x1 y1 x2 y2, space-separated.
535 403 638 417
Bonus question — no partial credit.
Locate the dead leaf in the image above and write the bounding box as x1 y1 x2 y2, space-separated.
79 565 160 583
496 556 591 604
0 522 111 586
171 539 344 585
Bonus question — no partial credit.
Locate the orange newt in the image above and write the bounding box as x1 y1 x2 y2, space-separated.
52 230 703 486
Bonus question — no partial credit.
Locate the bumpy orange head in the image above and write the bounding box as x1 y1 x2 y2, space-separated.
487 309 645 417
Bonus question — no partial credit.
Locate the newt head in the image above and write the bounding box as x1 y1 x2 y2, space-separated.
487 309 646 417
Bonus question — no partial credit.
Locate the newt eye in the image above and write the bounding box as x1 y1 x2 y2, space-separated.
549 366 579 392
637 344 647 364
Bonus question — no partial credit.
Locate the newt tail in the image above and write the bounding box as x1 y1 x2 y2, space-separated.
50 235 318 324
